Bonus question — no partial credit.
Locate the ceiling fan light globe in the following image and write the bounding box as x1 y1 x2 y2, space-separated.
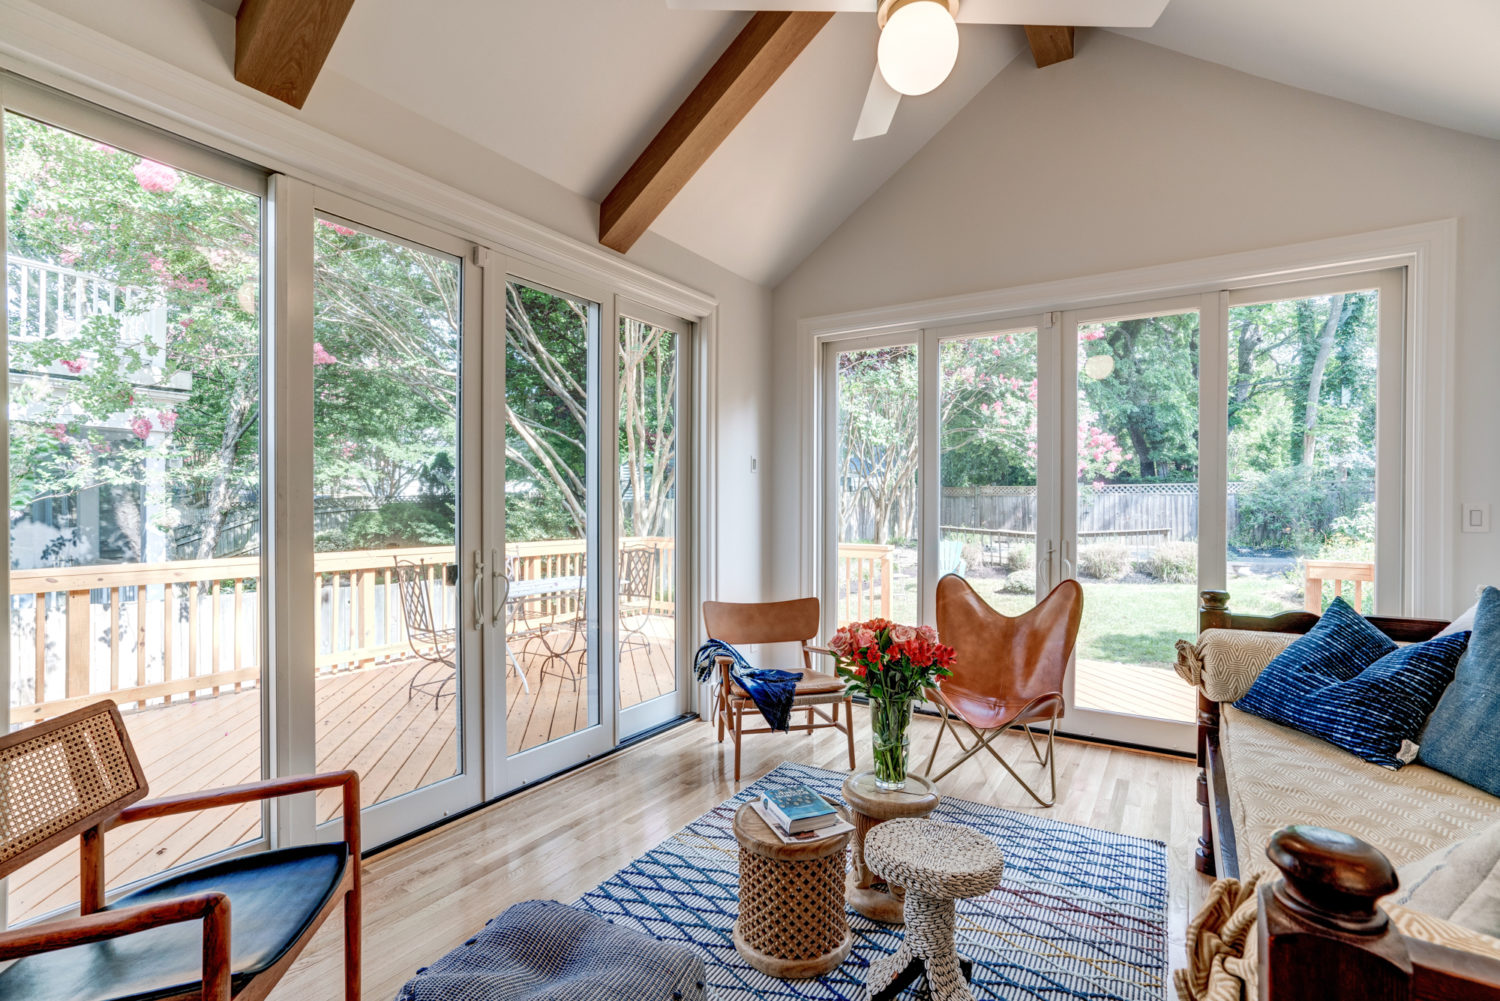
877 0 960 97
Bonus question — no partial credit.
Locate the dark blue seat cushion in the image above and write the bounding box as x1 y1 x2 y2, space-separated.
0 842 347 1001
397 899 707 1001
1420 587 1500 793
1235 597 1471 768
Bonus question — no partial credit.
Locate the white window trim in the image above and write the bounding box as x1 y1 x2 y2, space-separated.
797 220 1458 619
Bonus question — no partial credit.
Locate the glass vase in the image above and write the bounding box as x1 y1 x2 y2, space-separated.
869 696 913 791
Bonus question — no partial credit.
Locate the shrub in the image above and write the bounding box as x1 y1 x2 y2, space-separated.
998 543 1034 574
1077 543 1130 580
1231 468 1373 552
961 542 983 569
1136 541 1197 583
1000 573 1035 595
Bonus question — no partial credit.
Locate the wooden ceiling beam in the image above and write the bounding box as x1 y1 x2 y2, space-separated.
235 0 359 109
600 11 833 255
1023 25 1076 68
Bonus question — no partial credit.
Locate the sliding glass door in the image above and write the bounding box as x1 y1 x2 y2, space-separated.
823 274 1407 752
308 195 482 844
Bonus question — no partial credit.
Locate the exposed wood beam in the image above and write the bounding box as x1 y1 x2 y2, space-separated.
235 0 358 109
1023 25 1076 68
599 11 833 255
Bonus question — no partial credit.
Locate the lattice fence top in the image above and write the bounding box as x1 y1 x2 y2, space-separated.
0 705 144 873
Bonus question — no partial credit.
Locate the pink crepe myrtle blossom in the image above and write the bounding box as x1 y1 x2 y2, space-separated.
45 424 67 442
60 358 86 374
156 410 178 433
130 416 153 440
312 342 337 365
91 141 117 155
340 442 357 459
317 219 358 238
133 159 179 194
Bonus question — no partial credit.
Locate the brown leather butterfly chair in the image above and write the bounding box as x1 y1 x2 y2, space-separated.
0 701 360 1001
925 574 1083 807
702 597 856 782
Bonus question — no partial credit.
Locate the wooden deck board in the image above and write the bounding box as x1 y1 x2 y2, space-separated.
7 629 678 925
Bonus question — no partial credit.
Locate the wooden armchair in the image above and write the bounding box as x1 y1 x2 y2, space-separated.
702 597 855 782
0 701 360 1001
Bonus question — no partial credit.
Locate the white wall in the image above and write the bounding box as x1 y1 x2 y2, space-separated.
12 0 776 602
771 30 1500 615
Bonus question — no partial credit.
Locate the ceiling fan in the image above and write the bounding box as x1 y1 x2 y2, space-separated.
667 0 1171 139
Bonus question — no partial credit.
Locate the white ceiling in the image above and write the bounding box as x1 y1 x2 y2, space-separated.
1113 0 1500 142
222 0 1500 287
323 0 1023 286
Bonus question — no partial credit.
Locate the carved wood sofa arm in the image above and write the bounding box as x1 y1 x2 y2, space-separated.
1261 826 1500 1000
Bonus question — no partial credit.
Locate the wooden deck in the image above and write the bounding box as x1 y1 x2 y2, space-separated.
7 624 679 925
1075 658 1196 723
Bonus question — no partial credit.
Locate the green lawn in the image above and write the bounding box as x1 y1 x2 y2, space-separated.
886 570 1294 670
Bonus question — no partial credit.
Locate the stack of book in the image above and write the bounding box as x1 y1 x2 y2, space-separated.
752 784 854 844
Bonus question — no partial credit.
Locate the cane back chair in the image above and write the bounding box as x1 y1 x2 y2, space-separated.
925 574 1083 807
701 597 855 782
0 701 361 1001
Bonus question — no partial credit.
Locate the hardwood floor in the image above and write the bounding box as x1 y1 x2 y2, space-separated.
271 708 1210 1000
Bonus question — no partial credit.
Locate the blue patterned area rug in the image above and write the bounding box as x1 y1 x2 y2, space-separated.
576 762 1168 1000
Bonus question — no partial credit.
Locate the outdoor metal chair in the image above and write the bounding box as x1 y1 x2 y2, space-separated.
516 564 588 691
392 558 457 708
924 573 1083 806
0 701 361 1001
618 545 660 659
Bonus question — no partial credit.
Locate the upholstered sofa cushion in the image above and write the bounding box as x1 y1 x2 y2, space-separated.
1395 821 1500 938
1174 629 1298 704
1218 705 1500 878
1420 587 1500 794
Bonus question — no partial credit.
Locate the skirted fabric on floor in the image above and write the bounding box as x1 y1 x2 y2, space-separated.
396 899 706 1001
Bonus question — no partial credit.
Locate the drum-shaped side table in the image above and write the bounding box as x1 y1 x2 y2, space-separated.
842 771 941 923
732 803 853 979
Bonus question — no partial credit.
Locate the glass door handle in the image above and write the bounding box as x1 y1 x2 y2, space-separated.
1045 540 1055 590
472 551 485 630
490 548 508 626
1062 540 1074 580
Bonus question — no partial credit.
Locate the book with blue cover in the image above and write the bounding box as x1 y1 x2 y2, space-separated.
761 784 837 833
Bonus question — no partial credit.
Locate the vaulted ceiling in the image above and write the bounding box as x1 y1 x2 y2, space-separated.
199 0 1500 287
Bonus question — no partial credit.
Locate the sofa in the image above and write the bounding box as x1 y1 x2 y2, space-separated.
1174 589 1500 1001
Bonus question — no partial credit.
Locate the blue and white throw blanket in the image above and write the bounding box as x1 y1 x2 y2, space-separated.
693 639 801 731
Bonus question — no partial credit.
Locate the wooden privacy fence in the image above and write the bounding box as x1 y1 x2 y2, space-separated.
9 536 679 727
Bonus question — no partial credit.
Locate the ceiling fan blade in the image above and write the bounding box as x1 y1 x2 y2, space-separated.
955 0 1170 27
666 1 874 10
853 66 901 141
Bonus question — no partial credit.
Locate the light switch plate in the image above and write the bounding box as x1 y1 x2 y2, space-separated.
1462 503 1491 533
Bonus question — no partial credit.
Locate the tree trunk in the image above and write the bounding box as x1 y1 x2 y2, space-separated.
1301 294 1347 466
194 378 257 560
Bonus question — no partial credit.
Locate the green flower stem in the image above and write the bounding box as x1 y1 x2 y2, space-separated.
869 697 912 790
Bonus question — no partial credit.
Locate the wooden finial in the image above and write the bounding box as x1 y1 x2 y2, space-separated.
1266 826 1397 933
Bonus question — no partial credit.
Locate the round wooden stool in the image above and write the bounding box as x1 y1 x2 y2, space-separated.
864 818 1005 1001
842 770 941 923
731 802 853 979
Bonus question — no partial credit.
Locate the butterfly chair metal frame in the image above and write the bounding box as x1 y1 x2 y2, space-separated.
392 557 457 708
924 574 1083 807
617 545 660 659
0 701 360 1001
701 597 856 782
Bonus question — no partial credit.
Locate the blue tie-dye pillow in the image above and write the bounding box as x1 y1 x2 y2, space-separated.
1234 597 1470 768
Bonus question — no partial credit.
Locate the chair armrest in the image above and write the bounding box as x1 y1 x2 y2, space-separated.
115 771 361 858
0 893 231 1000
803 644 835 658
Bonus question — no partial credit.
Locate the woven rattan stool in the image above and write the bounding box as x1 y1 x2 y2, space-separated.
843 770 941 923
731 802 853 978
864 818 1005 1001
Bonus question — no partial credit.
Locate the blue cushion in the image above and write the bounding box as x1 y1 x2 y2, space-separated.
1419 587 1500 793
1234 597 1471 768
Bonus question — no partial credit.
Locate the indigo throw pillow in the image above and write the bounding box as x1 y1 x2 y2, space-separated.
1235 597 1471 768
1419 587 1500 794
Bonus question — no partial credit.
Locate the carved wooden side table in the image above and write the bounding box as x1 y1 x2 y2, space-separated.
731 802 853 978
842 770 941 923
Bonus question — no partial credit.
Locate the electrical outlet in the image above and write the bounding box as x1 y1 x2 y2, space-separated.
1462 503 1491 533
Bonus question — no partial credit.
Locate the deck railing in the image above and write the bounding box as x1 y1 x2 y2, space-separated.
9 536 678 726
837 543 895 625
